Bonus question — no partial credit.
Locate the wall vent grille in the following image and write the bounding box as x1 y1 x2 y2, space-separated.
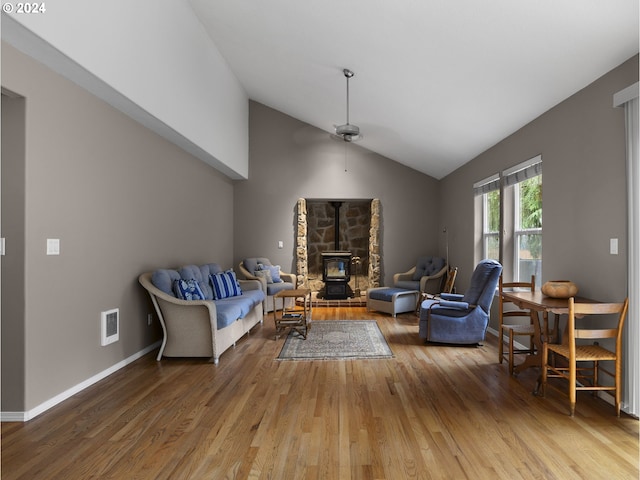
101 308 119 346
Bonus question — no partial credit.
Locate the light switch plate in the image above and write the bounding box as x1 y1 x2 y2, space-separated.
278 240 284 249
610 238 618 255
47 238 60 255
0 238 5 256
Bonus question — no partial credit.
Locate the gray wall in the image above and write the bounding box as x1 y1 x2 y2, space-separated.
1 43 236 412
1 93 26 410
439 55 638 331
233 101 442 286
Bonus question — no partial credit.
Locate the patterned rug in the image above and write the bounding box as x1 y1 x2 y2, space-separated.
277 320 394 361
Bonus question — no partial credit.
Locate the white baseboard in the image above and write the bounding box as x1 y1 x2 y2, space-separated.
1 341 161 422
486 326 528 351
486 326 499 339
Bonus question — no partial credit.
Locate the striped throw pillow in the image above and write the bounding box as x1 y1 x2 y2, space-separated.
210 270 242 299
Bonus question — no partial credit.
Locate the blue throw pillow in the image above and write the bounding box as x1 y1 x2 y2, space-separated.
210 270 243 299
254 268 273 284
264 264 282 283
173 278 205 301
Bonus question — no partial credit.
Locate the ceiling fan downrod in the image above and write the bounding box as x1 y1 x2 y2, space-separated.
335 68 361 142
344 68 353 125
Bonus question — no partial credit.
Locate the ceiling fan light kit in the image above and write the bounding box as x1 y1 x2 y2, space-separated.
335 123 360 141
335 68 362 142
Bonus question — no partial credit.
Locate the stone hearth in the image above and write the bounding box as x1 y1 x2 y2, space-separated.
295 198 381 293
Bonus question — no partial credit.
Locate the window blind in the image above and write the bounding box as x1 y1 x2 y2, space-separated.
473 173 500 196
504 155 542 186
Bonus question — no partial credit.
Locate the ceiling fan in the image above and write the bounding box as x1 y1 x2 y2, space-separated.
334 68 362 142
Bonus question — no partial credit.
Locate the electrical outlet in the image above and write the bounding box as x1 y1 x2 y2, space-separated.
147 313 153 326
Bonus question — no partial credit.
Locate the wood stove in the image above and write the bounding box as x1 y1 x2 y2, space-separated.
322 251 352 300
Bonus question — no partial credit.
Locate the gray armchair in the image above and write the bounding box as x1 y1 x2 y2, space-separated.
238 257 296 312
394 256 448 295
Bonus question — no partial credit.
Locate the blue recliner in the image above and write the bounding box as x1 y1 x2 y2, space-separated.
419 259 502 345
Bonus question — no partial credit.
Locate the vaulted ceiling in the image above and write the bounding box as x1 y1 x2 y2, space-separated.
189 0 639 179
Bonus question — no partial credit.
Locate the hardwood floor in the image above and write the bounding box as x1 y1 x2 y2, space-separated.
2 307 638 479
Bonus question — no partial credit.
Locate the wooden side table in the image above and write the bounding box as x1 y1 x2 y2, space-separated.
273 288 312 339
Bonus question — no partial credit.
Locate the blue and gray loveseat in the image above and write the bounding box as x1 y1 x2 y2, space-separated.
139 263 265 364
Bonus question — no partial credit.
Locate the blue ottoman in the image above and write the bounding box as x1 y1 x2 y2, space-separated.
367 287 419 317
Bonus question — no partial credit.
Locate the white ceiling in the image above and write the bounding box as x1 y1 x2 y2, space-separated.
189 0 639 179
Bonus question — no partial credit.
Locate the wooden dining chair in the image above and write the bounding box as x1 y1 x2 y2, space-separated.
498 275 536 374
442 266 458 294
540 297 629 417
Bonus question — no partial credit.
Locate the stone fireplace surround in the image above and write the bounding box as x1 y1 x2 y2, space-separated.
296 198 381 294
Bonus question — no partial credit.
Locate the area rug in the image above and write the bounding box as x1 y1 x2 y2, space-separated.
277 320 394 361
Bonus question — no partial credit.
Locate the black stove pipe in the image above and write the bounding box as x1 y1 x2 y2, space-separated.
331 201 342 250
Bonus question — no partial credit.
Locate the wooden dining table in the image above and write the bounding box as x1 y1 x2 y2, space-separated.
499 290 600 376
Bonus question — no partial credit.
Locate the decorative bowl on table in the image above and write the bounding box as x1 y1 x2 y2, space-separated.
541 280 578 298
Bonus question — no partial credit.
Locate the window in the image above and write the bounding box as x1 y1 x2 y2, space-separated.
514 175 542 283
474 173 501 261
483 189 500 261
474 156 542 286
